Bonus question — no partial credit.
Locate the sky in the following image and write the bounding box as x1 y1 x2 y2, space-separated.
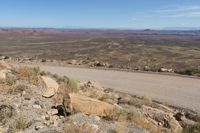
0 0 200 29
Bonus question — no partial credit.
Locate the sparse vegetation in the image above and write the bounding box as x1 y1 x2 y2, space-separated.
176 67 200 76
0 104 15 124
14 66 40 85
62 122 101 133
8 83 30 94
182 122 200 133
9 117 30 133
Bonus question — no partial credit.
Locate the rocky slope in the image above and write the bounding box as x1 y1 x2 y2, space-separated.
0 60 199 133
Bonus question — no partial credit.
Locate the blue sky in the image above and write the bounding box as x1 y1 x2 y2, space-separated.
0 0 200 29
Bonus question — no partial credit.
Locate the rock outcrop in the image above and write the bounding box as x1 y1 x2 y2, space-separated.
66 93 115 117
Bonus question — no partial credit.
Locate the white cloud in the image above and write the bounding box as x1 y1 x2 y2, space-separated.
153 5 200 18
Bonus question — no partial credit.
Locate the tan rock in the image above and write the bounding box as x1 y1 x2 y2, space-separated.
41 76 59 98
47 109 58 115
67 93 114 117
142 105 182 132
0 60 13 69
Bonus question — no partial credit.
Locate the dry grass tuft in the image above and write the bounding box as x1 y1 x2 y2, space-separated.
14 66 40 85
107 107 160 133
8 117 30 133
0 104 15 124
62 122 101 133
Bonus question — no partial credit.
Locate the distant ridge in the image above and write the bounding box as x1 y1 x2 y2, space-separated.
164 27 200 31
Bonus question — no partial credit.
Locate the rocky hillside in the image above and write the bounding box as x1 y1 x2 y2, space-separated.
0 60 199 133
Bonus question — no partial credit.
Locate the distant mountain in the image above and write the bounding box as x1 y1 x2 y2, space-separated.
164 27 200 31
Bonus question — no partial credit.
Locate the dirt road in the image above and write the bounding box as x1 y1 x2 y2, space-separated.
13 64 200 112
19 64 200 111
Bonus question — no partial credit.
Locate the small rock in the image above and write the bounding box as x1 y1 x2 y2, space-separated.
33 104 41 109
45 115 50 121
144 66 150 71
35 124 44 130
159 68 168 72
24 96 31 100
47 109 58 115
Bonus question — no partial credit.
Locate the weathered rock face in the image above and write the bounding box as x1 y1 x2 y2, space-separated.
141 105 182 133
66 93 115 117
40 76 59 98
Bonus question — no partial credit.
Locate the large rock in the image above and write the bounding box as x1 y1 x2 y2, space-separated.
141 105 182 132
66 93 114 117
41 76 59 98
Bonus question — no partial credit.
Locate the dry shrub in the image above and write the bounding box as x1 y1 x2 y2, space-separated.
59 77 79 93
0 104 15 124
182 122 200 133
107 107 160 133
8 117 30 133
8 84 30 94
5 76 17 86
14 66 40 85
62 122 101 133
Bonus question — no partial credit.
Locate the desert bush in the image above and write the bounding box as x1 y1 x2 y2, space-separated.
106 107 141 122
14 66 40 85
5 76 17 86
98 94 109 101
0 104 15 124
182 122 200 133
176 67 200 76
8 84 30 94
62 122 101 133
9 117 30 133
107 107 160 133
59 77 79 93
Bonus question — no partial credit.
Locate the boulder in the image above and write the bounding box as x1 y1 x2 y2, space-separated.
141 105 182 132
41 76 59 98
66 93 114 117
